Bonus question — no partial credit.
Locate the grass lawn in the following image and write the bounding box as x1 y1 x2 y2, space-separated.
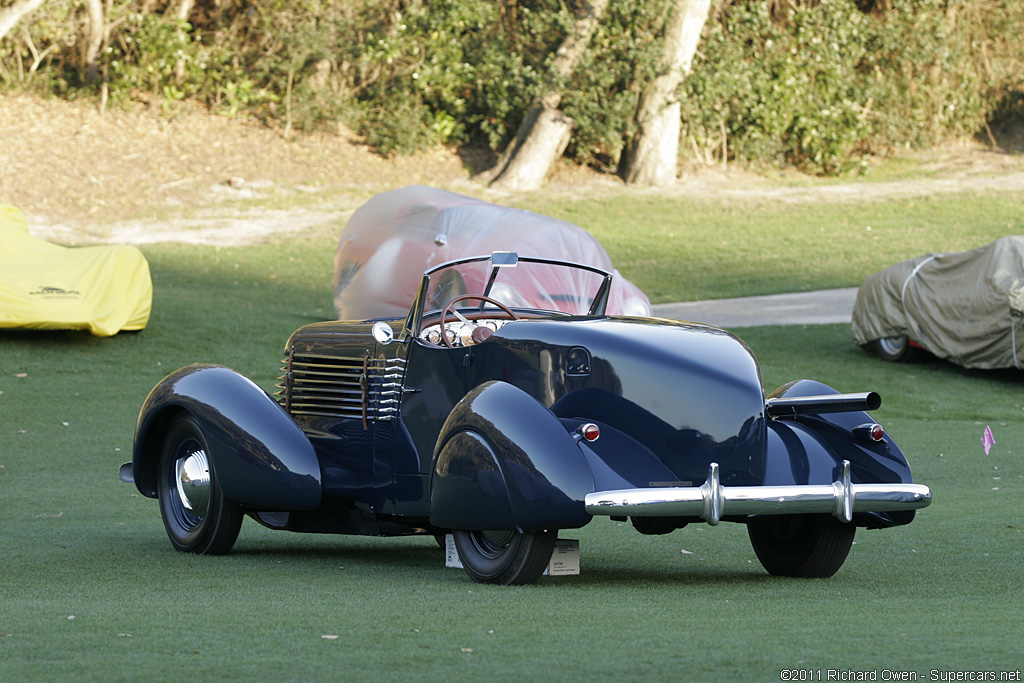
520 191 1023 302
1 191 1022 681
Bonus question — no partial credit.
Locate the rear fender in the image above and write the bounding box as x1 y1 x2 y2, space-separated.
429 381 594 532
765 379 916 526
132 364 321 510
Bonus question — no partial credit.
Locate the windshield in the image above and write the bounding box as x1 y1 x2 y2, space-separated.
422 255 612 317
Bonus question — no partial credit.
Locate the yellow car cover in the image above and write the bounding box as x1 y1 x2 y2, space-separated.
1 204 152 337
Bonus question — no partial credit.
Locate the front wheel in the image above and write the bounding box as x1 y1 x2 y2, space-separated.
873 335 921 363
452 529 557 585
747 515 855 578
158 414 243 555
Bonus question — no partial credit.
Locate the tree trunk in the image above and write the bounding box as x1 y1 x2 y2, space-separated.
169 0 196 83
621 0 712 187
83 0 104 84
0 0 47 43
486 0 608 192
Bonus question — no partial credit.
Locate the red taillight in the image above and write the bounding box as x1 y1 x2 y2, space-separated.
579 423 600 442
854 423 885 442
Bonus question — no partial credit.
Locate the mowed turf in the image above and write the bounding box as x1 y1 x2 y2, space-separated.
1 192 1022 681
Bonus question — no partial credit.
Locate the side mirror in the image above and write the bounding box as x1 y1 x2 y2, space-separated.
490 251 518 268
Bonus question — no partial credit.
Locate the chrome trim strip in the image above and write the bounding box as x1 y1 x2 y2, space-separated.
584 460 931 525
276 354 408 423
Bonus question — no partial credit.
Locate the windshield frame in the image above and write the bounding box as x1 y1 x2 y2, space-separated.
403 252 613 339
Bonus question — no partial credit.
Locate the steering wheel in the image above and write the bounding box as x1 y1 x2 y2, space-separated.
439 295 520 348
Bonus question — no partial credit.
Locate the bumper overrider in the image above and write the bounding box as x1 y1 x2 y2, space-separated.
584 461 932 525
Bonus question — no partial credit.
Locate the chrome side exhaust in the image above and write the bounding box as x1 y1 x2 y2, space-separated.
765 392 881 419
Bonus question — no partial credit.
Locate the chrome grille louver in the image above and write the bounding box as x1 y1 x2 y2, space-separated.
277 349 406 424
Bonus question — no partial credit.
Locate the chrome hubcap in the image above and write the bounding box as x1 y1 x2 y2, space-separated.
174 446 211 526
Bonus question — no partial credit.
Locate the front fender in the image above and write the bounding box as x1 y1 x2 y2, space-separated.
429 381 594 532
132 364 321 510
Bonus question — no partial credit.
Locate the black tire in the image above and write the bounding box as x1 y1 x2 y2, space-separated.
158 414 243 555
873 335 919 363
747 515 855 578
452 529 557 585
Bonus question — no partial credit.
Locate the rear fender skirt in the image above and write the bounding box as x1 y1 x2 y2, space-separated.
429 381 594 532
765 380 918 527
132 364 321 510
766 379 915 484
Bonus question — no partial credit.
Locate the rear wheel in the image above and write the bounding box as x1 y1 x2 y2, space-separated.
158 414 243 555
747 515 854 578
452 529 557 585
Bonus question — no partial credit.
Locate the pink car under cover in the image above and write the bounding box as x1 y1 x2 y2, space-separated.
332 186 651 321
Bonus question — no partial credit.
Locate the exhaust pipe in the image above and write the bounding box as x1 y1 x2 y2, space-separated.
765 391 881 419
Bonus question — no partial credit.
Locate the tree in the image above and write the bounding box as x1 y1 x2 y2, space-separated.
83 0 104 84
167 0 195 83
620 0 712 186
0 0 47 43
485 0 609 191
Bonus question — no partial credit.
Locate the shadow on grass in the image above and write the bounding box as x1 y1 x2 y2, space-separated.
112 528 782 587
187 540 775 588
561 566 767 588
0 328 123 346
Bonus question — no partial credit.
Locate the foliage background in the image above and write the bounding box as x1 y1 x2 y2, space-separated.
1 0 1022 175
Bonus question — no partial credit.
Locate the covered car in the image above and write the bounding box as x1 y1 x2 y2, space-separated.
852 236 1024 369
122 251 930 586
0 203 152 337
332 185 651 321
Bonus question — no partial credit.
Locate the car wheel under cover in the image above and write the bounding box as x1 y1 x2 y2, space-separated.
452 529 557 585
873 335 916 363
158 413 243 555
747 515 855 578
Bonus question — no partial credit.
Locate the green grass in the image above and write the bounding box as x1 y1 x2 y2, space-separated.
2 192 1023 681
519 192 1024 302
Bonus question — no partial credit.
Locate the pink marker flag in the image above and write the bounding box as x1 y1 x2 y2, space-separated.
981 425 996 455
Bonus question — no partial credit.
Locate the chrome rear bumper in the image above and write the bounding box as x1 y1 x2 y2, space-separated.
584 461 931 525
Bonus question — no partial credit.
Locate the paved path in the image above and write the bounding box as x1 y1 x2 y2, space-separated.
651 288 858 328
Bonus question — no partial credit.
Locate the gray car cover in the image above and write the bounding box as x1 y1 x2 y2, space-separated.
851 235 1024 369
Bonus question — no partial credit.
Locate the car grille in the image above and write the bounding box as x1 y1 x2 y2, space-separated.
277 350 406 424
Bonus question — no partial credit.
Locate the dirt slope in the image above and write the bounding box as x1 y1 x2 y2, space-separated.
2 92 1023 246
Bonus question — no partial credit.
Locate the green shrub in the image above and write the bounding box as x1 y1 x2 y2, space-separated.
561 0 663 168
2 0 1022 173
682 0 998 174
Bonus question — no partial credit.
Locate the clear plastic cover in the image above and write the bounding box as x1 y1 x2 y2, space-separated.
332 186 651 321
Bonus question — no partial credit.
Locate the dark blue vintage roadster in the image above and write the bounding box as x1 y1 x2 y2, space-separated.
121 252 931 585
